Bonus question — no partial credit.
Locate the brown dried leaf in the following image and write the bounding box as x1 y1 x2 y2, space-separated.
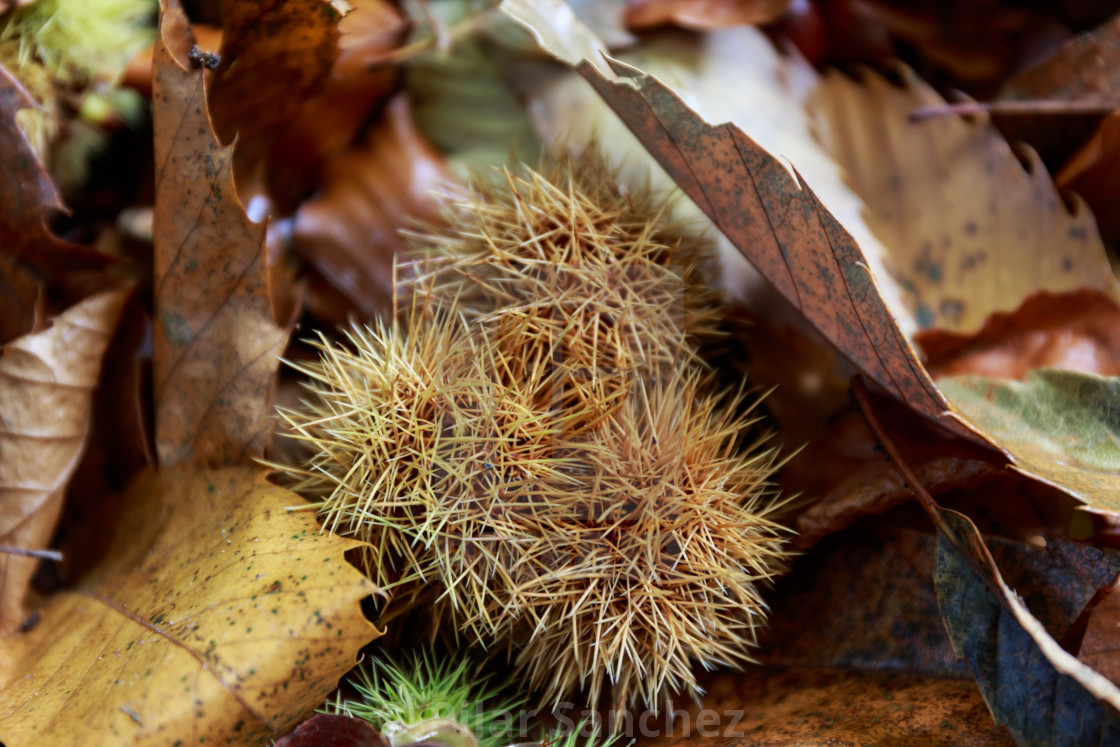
918 289 1120 380
624 0 790 30
811 67 1118 334
1059 112 1120 242
0 465 380 744
568 55 979 442
265 0 409 210
0 290 127 634
0 65 109 280
1078 573 1120 687
0 253 42 345
152 0 291 467
291 94 454 321
208 0 342 149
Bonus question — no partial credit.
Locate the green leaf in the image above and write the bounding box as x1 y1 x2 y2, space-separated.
939 369 1120 511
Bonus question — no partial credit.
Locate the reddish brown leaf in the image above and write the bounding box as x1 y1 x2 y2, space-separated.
208 0 342 150
291 94 454 321
918 289 1120 380
571 56 982 444
1059 112 1120 242
276 714 388 747
624 0 790 30
0 290 128 633
0 253 43 345
265 0 409 210
0 65 109 279
152 0 291 467
1078 574 1120 687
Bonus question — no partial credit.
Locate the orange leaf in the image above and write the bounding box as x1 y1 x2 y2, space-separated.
152 0 291 468
0 65 109 280
0 290 128 633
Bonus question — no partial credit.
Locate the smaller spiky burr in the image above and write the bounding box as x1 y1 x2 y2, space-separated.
460 367 788 713
406 158 721 432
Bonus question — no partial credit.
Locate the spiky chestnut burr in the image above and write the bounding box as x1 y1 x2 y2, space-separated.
276 306 593 618
441 366 787 713
406 158 721 432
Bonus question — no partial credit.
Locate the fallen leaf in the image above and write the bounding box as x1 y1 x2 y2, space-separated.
939 369 1120 512
639 668 1013 745
0 64 110 280
1078 573 1120 687
208 0 342 151
811 66 1118 333
934 508 1120 744
1058 112 1120 241
152 0 291 468
265 0 409 210
276 713 388 747
624 0 790 30
918 289 1120 380
0 465 379 744
0 290 127 634
291 94 454 321
549 53 976 442
994 11 1120 169
0 252 42 345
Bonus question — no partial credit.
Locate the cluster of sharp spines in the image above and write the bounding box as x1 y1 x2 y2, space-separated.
279 156 788 720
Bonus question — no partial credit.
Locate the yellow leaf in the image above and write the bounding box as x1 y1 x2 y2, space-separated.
0 290 127 634
0 465 380 745
811 66 1120 333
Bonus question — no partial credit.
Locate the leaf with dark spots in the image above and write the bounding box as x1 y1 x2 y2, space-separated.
0 65 110 280
0 465 379 744
152 0 292 468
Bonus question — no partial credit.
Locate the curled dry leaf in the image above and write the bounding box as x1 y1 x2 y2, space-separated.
0 65 109 280
918 289 1120 380
0 290 128 634
811 66 1118 334
0 465 380 744
291 94 454 321
152 0 291 468
624 0 791 30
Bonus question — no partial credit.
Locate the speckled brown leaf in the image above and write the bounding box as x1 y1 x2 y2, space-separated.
0 290 127 635
637 669 1013 746
208 0 342 150
0 465 380 745
152 0 291 467
291 94 454 321
624 0 790 30
811 67 1118 333
0 65 109 279
918 289 1120 381
575 56 981 442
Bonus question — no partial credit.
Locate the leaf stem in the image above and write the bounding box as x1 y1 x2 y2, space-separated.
0 545 63 562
